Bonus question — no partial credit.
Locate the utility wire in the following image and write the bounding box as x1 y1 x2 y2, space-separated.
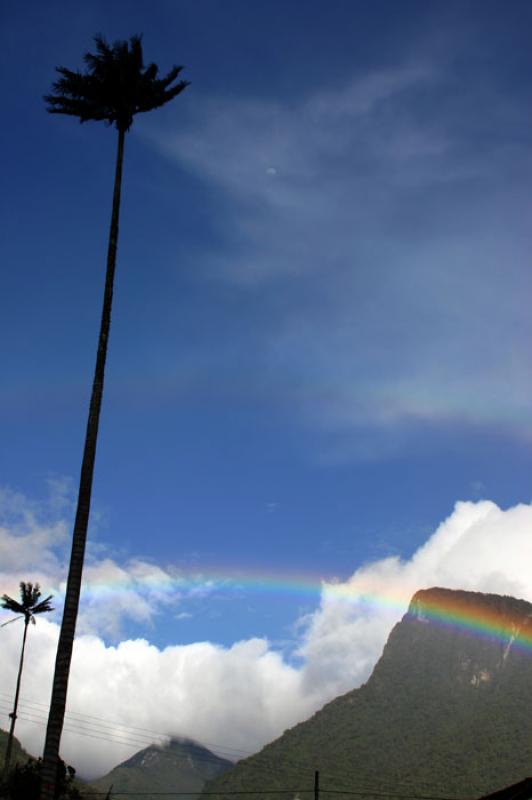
0 710 320 786
0 615 23 628
320 792 473 800
316 770 452 795
0 700 237 761
0 707 238 767
0 691 252 760
0 706 484 799
1 708 481 800
0 694 489 798
243 757 451 796
0 691 455 789
0 706 444 797
76 791 472 799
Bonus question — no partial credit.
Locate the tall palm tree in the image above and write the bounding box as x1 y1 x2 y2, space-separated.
1 583 54 780
40 36 188 800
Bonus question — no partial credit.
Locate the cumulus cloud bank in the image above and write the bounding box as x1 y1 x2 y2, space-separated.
1 489 531 778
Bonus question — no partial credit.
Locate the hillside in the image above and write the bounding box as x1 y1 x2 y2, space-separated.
0 728 97 797
90 737 233 800
0 728 32 771
204 587 532 800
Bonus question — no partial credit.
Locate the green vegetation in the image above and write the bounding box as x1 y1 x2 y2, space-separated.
205 588 532 800
1 758 81 800
0 730 94 799
0 728 32 774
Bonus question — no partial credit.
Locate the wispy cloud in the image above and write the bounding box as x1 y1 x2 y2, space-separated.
142 56 532 454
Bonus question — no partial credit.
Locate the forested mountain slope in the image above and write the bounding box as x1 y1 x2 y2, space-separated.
205 588 532 800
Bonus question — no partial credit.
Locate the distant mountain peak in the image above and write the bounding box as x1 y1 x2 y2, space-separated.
90 734 233 800
117 735 232 769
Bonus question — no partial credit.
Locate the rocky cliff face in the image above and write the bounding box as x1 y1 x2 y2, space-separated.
205 588 532 800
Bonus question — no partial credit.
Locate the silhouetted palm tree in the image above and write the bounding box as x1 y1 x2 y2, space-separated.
40 35 188 800
1 583 53 780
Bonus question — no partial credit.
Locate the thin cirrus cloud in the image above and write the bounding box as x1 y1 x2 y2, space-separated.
142 58 532 451
1 486 532 777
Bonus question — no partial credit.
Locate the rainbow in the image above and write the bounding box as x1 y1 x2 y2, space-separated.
407 588 532 653
75 565 532 653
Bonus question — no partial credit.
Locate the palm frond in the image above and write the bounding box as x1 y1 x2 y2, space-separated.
93 34 113 60
1 583 53 621
144 63 158 81
1 595 24 615
45 34 189 131
20 582 41 609
32 595 54 615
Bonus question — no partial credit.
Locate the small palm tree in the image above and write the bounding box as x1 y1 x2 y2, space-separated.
40 36 188 800
1 583 53 780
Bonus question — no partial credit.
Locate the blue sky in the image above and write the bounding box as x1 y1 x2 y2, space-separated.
3 0 532 775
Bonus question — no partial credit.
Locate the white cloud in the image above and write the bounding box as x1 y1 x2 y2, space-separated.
299 499 532 695
0 487 212 640
0 488 67 593
1 489 532 779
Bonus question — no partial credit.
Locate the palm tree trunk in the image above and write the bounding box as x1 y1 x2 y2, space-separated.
40 128 126 800
2 618 29 781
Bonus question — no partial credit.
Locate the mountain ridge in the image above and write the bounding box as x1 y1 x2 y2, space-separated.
204 587 532 800
89 735 233 800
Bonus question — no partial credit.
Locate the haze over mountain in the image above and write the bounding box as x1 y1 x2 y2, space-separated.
205 588 532 800
89 737 233 800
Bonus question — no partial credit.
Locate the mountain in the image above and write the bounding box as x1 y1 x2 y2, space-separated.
0 728 32 771
0 728 98 797
205 587 532 800
89 736 233 800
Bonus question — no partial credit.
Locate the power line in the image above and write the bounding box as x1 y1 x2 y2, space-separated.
321 792 473 800
0 699 238 761
0 707 481 800
0 691 252 760
0 692 465 789
0 704 219 761
1 712 325 789
76 791 471 799
0 705 486 800
0 707 240 769
317 771 452 795
242 756 454 797
1 710 163 749
0 694 491 798
78 794 312 797
6 693 436 791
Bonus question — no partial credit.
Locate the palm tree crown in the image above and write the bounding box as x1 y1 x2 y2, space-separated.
1 583 53 783
2 582 54 625
44 34 189 132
